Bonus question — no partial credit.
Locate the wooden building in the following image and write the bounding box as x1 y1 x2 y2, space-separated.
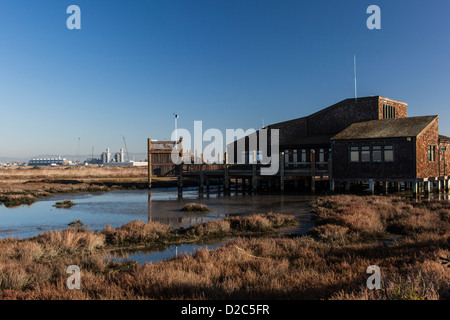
150 96 449 195
331 115 450 193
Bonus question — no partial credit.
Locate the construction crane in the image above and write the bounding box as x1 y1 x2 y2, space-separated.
122 135 130 163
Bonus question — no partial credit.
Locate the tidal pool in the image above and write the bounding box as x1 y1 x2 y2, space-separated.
0 187 314 239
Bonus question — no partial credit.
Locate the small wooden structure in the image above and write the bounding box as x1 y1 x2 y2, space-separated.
147 138 183 188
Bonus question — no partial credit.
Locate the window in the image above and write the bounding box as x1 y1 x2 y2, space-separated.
361 146 370 162
319 149 325 163
350 147 359 162
293 150 298 164
285 150 289 164
428 146 436 162
383 104 396 119
301 149 307 163
384 146 394 162
373 146 382 162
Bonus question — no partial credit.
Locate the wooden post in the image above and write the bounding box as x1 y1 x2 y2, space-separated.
311 149 316 193
147 138 152 189
178 164 183 198
413 180 418 196
330 179 335 192
369 179 375 195
199 154 204 193
224 152 230 193
345 181 350 192
280 152 285 192
424 180 430 194
252 163 257 191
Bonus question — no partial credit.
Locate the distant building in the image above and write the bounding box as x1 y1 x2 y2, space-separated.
103 161 147 167
28 156 68 166
120 148 125 162
101 152 108 163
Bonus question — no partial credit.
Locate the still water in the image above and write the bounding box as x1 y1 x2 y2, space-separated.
0 187 314 239
108 241 225 265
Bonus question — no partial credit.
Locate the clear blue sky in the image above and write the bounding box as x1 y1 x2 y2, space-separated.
1 0 449 159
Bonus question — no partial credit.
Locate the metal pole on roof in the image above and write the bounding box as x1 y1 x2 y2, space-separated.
354 55 357 102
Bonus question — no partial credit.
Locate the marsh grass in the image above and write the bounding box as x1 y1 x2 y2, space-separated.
0 196 448 300
181 203 211 213
53 200 77 209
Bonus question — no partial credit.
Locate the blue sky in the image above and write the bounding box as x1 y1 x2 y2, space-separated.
0 0 449 159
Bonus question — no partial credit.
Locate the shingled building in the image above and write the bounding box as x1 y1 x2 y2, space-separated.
331 115 450 193
228 95 449 194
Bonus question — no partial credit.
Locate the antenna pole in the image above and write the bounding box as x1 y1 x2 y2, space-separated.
354 55 357 102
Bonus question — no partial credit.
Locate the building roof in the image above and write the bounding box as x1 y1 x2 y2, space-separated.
267 96 407 128
331 116 438 141
439 134 450 142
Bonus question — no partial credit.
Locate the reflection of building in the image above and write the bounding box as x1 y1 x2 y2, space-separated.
28 156 68 166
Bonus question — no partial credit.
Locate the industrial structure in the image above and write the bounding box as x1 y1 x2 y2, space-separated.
28 156 68 166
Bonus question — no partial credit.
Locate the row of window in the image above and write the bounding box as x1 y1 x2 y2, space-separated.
285 149 326 163
350 146 394 163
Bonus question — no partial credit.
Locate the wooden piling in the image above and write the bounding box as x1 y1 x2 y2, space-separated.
199 154 204 193
224 152 230 193
369 179 375 195
280 152 285 192
147 138 152 189
311 149 316 193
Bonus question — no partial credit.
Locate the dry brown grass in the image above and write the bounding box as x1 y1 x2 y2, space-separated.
1 233 448 300
310 195 450 241
102 220 172 246
0 196 448 300
0 166 151 207
0 166 147 181
181 203 210 213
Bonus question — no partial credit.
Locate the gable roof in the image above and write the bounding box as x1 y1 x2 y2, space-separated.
331 116 438 141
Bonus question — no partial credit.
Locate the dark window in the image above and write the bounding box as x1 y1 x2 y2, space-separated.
428 146 436 162
361 147 370 162
373 146 382 162
384 146 394 162
319 149 325 163
350 147 359 162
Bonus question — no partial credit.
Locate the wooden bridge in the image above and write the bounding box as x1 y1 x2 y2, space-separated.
148 145 331 194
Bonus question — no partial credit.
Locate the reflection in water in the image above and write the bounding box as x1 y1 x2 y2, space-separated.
0 187 313 239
